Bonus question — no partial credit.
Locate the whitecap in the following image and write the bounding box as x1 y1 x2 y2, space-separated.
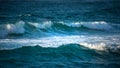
58 21 113 30
0 21 25 38
28 21 52 29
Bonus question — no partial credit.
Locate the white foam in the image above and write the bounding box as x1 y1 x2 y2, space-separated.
28 21 52 29
26 21 116 31
80 42 106 50
58 21 113 30
7 21 25 34
0 21 25 38
0 35 120 51
81 21 113 30
26 20 119 33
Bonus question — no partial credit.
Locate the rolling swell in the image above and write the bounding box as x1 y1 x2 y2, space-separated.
0 20 120 38
0 44 120 68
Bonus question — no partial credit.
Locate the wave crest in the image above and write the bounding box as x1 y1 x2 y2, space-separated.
27 21 115 31
57 21 113 30
28 21 52 29
0 20 120 38
0 35 120 53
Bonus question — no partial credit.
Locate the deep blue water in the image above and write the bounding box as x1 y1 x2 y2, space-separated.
0 0 120 68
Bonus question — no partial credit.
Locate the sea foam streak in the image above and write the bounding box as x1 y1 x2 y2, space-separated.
0 35 120 52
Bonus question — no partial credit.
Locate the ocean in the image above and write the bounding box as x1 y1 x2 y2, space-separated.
0 0 120 68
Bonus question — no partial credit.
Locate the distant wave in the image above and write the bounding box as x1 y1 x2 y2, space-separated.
56 21 113 30
28 21 117 30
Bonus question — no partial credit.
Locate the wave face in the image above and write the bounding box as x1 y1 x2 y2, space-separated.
0 21 120 38
0 35 120 68
0 0 120 68
0 45 120 68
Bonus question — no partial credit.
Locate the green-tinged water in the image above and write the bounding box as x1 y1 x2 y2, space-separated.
0 44 120 68
0 0 120 68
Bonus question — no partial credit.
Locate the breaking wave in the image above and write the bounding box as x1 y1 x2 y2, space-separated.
0 20 120 38
0 21 25 38
0 35 120 53
56 21 113 30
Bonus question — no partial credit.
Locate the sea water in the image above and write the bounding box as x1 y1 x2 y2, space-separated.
0 0 120 68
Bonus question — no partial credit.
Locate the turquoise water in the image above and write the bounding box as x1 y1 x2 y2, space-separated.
1 44 120 68
0 0 120 68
